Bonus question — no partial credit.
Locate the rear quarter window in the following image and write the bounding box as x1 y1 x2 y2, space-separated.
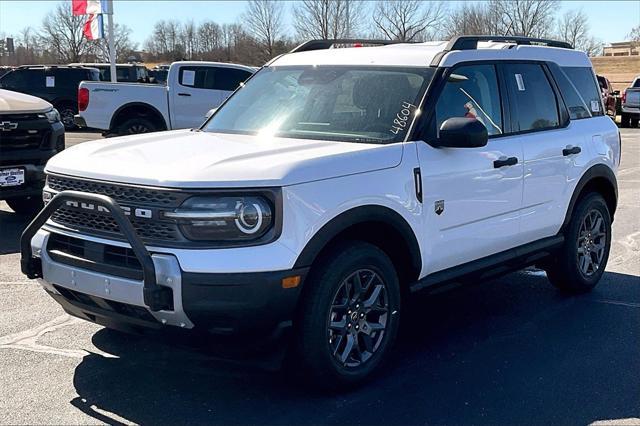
561 67 604 117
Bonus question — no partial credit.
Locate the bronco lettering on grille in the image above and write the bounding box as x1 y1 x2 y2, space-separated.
64 200 153 219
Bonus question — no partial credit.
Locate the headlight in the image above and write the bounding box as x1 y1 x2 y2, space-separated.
165 195 273 242
44 108 61 123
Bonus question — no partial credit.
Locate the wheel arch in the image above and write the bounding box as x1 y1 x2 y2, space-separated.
109 102 167 132
293 205 422 289
561 164 618 231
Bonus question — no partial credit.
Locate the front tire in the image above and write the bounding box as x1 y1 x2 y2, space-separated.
545 193 611 293
6 196 43 215
620 113 631 128
57 104 77 130
293 241 401 389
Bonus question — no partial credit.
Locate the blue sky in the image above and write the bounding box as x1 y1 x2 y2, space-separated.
0 0 638 46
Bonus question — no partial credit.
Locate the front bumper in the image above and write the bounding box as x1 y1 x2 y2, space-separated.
21 191 306 338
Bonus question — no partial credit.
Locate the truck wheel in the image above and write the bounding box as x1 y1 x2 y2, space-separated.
545 193 611 293
631 118 639 128
6 196 43 215
620 114 631 128
119 118 156 135
293 241 401 389
57 104 77 130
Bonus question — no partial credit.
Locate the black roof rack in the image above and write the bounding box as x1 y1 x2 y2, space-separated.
290 39 403 53
430 35 573 66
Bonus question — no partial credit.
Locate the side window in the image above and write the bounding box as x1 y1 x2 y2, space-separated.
214 68 253 91
561 67 604 116
548 63 591 120
179 66 216 90
504 63 559 132
0 71 25 89
434 64 503 136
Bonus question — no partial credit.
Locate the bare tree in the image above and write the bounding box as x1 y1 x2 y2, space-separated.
39 1 92 63
373 1 446 42
145 20 185 60
91 23 137 62
244 0 284 60
181 20 198 60
555 9 602 56
628 25 640 49
444 2 502 38
293 0 365 40
491 0 558 38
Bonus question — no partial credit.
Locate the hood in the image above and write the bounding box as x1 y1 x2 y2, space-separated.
0 89 52 114
46 130 404 188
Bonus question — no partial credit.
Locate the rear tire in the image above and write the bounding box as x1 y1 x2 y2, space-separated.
544 193 611 293
6 196 43 215
631 118 639 128
292 241 401 389
118 118 156 135
56 103 77 130
620 113 631 128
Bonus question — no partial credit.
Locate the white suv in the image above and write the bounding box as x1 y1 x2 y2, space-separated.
21 36 620 388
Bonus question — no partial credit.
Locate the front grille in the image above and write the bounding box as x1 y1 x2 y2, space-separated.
47 175 181 206
46 175 186 244
47 233 143 280
0 113 49 152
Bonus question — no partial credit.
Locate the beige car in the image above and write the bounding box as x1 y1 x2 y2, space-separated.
0 89 65 214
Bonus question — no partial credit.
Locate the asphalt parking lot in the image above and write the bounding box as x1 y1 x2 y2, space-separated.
0 129 638 425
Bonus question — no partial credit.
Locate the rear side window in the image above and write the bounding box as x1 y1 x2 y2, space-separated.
548 64 591 120
561 67 603 116
434 64 503 136
504 63 559 132
214 68 252 91
52 69 85 89
179 66 216 89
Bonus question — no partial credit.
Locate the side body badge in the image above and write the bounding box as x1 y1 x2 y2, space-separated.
434 200 445 215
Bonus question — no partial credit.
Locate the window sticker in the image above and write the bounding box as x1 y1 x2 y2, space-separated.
181 70 195 86
515 74 525 91
390 101 416 135
590 100 601 113
46 76 55 87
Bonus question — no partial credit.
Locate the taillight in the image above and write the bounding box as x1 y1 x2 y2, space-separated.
622 90 626 104
78 87 89 112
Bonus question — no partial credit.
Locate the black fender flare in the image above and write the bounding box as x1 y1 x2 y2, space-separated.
561 164 618 230
109 102 167 132
293 205 422 276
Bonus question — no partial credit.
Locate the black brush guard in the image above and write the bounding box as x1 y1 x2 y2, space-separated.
20 190 173 312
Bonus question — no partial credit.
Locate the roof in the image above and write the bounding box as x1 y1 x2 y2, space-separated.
271 41 591 69
169 61 256 72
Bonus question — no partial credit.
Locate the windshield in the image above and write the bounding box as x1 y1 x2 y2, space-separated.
203 65 434 144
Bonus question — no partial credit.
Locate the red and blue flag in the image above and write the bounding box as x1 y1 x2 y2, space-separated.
72 0 107 16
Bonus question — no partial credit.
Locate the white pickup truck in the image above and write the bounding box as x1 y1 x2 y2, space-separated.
75 61 255 135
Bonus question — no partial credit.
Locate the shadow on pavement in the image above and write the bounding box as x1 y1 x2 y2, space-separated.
71 270 640 425
0 207 33 255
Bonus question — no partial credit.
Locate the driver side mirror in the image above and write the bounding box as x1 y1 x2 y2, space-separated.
432 117 488 148
612 90 620 96
204 108 217 120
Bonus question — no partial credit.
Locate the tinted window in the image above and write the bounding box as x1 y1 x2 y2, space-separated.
562 67 604 116
434 64 503 136
548 64 591 120
504 63 559 132
4 69 43 89
52 69 88 89
179 66 216 89
633 78 640 88
0 70 25 89
214 68 252 91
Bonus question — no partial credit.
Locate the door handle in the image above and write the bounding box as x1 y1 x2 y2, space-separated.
177 93 191 97
493 156 518 168
562 146 581 156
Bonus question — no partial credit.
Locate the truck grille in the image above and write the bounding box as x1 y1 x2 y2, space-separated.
46 175 187 244
0 113 50 152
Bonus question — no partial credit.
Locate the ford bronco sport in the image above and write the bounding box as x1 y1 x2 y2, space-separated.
21 36 620 388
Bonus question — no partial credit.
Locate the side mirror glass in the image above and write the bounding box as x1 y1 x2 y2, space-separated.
204 108 217 120
433 117 488 148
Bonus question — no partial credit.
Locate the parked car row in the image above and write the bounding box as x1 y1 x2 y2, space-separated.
596 73 640 128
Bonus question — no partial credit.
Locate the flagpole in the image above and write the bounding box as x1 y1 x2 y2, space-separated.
106 0 116 82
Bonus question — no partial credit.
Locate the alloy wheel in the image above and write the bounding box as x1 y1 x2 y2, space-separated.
327 269 389 368
577 209 607 277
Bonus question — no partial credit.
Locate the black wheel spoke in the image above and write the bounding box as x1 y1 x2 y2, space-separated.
576 208 607 278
